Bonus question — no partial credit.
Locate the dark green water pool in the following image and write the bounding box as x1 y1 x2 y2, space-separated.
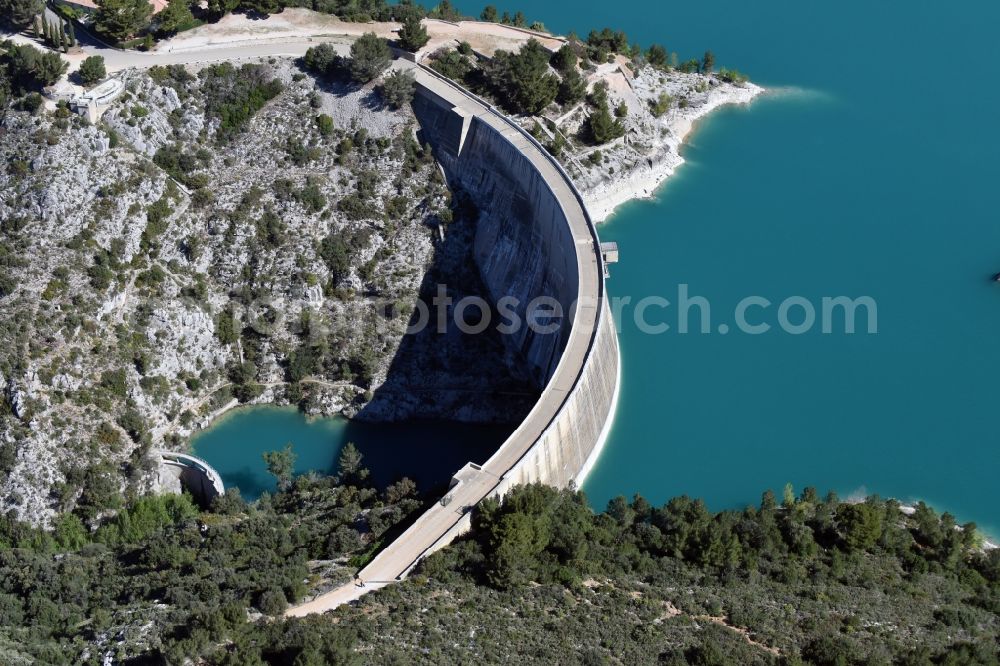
190 405 512 500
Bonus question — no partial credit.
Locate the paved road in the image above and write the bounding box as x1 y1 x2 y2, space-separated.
287 63 606 617
83 35 353 73
2 12 352 73
11 9 564 75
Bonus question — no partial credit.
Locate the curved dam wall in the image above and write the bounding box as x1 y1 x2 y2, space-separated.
385 61 613 535
158 451 225 507
410 68 619 487
287 65 620 613
407 68 622 533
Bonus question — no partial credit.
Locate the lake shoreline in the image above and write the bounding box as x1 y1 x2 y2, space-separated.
580 77 766 224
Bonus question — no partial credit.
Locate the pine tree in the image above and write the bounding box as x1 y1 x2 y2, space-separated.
42 19 50 45
58 22 67 52
585 100 625 145
79 56 107 84
93 0 153 43
337 442 369 483
262 444 296 491
783 482 796 509
701 50 715 74
348 32 390 83
397 14 429 52
67 22 76 48
3 0 44 28
646 44 667 69
32 16 41 40
156 0 195 37
489 39 559 115
556 68 586 106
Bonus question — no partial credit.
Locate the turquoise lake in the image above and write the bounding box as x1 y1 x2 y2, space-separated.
450 0 1000 534
196 1 1000 533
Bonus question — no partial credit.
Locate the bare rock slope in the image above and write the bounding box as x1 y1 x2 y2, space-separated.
0 59 527 527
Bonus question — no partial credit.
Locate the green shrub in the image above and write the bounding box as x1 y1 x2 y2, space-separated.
378 69 415 109
397 14 428 52
99 369 128 397
482 39 559 115
315 113 334 136
78 56 106 85
649 92 672 117
583 99 625 145
348 32 390 83
0 272 16 298
718 67 749 84
199 62 283 140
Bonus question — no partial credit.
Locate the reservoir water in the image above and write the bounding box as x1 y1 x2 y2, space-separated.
197 1 1000 534
449 0 1000 533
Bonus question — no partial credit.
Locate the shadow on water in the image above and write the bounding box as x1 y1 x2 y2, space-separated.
220 468 267 500
340 419 513 493
195 409 515 502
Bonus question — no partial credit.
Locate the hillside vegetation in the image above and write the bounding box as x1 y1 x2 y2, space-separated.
1 479 997 664
0 447 423 663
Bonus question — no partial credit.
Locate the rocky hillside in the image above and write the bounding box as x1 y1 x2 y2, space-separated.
0 58 529 528
560 64 763 222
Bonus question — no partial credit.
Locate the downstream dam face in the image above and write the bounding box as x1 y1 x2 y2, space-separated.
414 96 577 388
157 451 225 507
409 67 620 493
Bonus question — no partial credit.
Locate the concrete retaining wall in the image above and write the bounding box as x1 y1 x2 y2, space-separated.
494 306 619 489
413 87 579 388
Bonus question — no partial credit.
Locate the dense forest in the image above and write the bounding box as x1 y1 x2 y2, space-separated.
1 467 998 664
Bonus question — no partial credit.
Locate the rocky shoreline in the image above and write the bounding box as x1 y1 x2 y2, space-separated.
558 66 765 224
580 76 764 223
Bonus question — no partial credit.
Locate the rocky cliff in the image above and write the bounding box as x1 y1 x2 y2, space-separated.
0 59 528 527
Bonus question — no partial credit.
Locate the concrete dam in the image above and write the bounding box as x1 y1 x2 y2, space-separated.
287 63 621 614
157 450 225 506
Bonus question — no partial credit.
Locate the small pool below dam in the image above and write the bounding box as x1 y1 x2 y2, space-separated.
189 406 514 500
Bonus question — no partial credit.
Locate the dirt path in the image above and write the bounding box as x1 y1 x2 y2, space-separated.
156 10 563 57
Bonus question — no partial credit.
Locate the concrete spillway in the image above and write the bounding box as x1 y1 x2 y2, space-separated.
286 64 620 614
